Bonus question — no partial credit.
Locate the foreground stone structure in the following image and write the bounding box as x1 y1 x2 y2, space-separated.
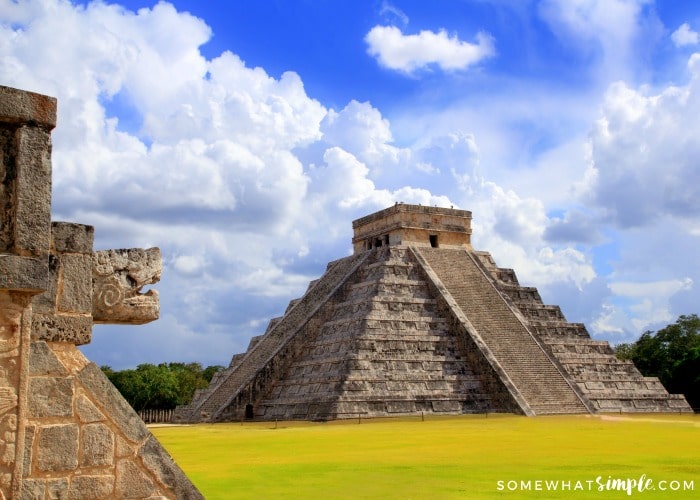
0 86 202 498
176 204 691 422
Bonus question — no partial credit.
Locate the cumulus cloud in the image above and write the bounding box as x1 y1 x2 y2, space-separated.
585 55 700 227
320 100 407 171
671 23 699 47
365 25 495 74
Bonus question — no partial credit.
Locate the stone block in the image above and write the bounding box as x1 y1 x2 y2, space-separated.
67 475 113 499
0 85 57 128
58 253 92 313
19 479 45 500
47 479 69 499
76 363 149 444
28 341 67 376
32 313 92 345
0 255 48 293
76 394 105 423
28 377 73 418
22 425 35 477
140 436 204 500
50 222 94 254
80 423 114 467
115 459 155 498
36 424 79 472
14 126 52 258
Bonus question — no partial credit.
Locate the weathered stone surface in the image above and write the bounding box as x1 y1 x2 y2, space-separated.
14 126 52 258
92 248 161 325
115 459 155 498
36 424 79 472
28 377 73 418
50 222 94 254
0 255 48 293
75 394 105 423
67 475 114 499
77 363 150 444
80 423 114 467
141 436 205 500
47 478 69 499
19 479 44 500
32 313 92 345
2 85 202 499
58 253 92 313
0 85 57 128
28 341 67 376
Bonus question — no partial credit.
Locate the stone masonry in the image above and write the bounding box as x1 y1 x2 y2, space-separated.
176 203 691 422
0 85 202 499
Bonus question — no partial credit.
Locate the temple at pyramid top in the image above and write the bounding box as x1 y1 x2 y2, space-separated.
352 203 472 253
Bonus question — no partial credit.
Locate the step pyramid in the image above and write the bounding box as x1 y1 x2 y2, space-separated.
174 204 691 422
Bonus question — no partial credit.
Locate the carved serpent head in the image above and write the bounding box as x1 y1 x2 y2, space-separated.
92 248 161 325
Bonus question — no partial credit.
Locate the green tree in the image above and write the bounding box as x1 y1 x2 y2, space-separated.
616 314 700 410
102 362 223 411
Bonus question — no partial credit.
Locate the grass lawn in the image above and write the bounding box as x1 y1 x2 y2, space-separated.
151 413 699 499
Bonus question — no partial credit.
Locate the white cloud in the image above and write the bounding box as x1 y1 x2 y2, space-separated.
365 25 495 74
379 1 409 27
538 0 659 80
585 54 700 227
321 100 407 171
671 23 699 47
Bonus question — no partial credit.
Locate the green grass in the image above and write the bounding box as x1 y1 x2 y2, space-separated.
151 413 700 499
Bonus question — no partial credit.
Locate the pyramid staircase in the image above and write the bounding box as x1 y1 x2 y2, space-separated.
472 252 693 413
413 247 591 415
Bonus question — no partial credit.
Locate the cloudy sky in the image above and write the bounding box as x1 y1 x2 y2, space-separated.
2 0 699 369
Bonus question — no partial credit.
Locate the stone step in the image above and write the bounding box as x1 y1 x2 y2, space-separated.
415 247 589 415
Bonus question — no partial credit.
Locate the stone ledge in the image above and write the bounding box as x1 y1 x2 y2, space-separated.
0 85 57 128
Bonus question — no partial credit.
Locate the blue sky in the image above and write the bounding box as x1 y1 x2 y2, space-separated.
2 0 700 369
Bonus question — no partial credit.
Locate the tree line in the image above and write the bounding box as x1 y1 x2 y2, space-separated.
101 362 224 411
615 314 699 410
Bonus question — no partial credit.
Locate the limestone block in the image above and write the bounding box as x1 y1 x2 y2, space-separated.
47 478 69 499
28 377 74 418
19 479 45 500
0 255 48 293
76 363 149 444
140 436 205 500
14 126 52 257
28 341 67 376
67 475 114 499
80 423 114 467
36 424 79 472
50 222 94 254
115 459 155 498
32 313 92 345
58 253 92 313
0 86 57 128
22 425 34 478
75 394 105 423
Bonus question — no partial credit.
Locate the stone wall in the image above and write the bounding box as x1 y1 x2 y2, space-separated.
0 85 203 499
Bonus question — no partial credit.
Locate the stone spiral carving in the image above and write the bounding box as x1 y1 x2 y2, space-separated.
92 248 161 325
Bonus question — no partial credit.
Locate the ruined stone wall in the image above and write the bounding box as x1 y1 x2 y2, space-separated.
0 85 203 499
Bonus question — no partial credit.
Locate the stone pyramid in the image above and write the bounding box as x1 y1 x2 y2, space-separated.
174 204 691 422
